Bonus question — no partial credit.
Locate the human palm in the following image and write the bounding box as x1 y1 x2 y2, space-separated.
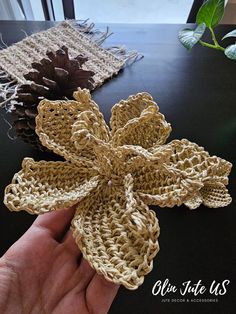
0 207 119 314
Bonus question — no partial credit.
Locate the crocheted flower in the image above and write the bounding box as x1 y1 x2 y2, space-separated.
4 89 232 289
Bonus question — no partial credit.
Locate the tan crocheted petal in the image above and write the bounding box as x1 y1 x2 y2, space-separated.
184 183 232 209
36 89 109 166
71 110 110 152
136 167 204 207
111 93 171 148
36 98 91 166
200 182 232 208
138 139 232 208
72 174 160 290
121 144 173 174
110 92 153 132
166 139 232 183
4 158 99 214
183 193 203 210
73 89 111 143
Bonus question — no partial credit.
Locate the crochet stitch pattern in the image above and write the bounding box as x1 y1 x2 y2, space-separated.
0 21 124 88
4 89 232 289
0 20 141 107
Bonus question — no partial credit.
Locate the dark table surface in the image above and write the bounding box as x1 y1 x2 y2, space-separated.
0 21 235 314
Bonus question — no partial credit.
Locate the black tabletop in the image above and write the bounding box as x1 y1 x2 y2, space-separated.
0 21 235 314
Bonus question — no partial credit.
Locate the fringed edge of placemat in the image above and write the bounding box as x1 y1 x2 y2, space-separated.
70 19 143 64
0 71 18 109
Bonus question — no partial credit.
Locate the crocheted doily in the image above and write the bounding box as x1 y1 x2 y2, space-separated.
4 89 232 289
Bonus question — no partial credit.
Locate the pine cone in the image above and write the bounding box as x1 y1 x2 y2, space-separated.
11 46 95 151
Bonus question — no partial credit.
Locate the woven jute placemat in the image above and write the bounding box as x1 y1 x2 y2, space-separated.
0 20 140 106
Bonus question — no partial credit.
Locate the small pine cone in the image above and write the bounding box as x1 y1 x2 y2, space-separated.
11 46 95 151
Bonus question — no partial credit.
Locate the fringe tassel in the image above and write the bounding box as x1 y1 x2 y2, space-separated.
1 113 17 140
0 70 18 108
70 20 114 45
0 33 8 49
69 20 143 65
106 46 144 65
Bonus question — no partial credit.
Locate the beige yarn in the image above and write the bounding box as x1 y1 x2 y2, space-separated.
4 89 232 289
0 21 124 88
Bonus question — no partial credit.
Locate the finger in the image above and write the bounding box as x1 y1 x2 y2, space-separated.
86 274 120 314
61 229 81 257
74 259 96 292
32 205 77 241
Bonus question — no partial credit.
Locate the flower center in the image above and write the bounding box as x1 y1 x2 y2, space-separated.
103 175 123 187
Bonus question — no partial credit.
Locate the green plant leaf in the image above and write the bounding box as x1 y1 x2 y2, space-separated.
178 23 206 50
222 29 236 40
224 43 236 60
196 0 225 28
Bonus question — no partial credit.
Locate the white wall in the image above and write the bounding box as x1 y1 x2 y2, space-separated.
0 0 195 23
74 0 195 23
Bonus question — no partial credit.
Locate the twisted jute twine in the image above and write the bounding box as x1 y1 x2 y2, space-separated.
0 20 141 107
4 89 232 289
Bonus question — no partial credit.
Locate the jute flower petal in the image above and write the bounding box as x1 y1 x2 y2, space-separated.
110 92 153 132
36 88 110 165
72 174 160 290
184 182 232 210
122 144 173 174
71 111 109 152
36 98 89 166
111 92 171 148
138 139 232 209
73 89 111 143
4 158 99 214
200 182 231 208
166 139 232 181
135 165 199 207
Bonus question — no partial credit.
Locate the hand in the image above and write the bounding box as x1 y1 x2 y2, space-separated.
0 207 119 314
